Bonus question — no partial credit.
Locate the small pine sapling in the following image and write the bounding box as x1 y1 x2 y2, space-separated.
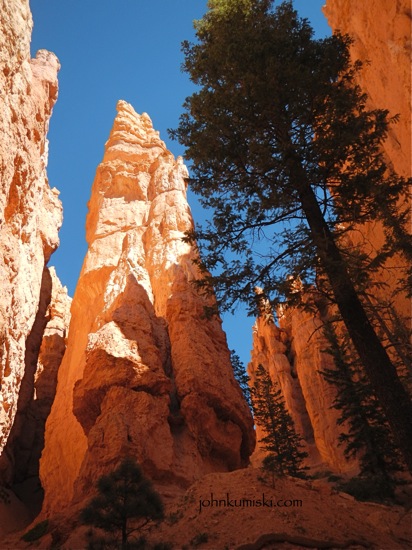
80 457 164 550
251 364 308 486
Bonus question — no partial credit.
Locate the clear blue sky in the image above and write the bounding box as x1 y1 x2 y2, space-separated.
30 0 331 368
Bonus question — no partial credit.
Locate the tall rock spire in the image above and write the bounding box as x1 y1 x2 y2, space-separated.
40 101 255 514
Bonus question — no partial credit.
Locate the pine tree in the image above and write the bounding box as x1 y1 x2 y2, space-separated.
362 296 412 387
230 349 252 409
171 0 412 471
321 322 404 497
251 364 308 485
80 458 164 550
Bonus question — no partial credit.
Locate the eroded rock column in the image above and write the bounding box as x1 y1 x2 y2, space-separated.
40 101 255 515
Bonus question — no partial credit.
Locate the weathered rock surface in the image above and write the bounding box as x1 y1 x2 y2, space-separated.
0 489 32 540
0 265 70 530
146 468 411 550
0 0 63 477
40 100 255 515
1 267 70 518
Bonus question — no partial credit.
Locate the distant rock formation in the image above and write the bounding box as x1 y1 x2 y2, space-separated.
40 101 255 515
248 303 356 473
0 0 66 488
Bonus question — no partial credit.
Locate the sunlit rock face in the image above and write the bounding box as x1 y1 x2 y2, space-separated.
324 0 411 179
40 100 255 515
0 0 63 476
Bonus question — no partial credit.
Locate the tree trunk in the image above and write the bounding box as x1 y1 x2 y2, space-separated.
296 179 412 473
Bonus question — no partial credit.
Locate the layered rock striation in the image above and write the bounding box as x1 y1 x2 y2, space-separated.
0 0 63 481
40 100 255 515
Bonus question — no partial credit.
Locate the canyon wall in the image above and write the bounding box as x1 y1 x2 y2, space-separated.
250 0 411 473
40 100 255 515
324 0 412 321
0 0 65 486
324 0 411 180
1 0 408 522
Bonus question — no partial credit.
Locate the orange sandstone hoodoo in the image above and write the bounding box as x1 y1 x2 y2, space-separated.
39 100 255 515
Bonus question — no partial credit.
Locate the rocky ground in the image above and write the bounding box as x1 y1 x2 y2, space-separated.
1 467 411 549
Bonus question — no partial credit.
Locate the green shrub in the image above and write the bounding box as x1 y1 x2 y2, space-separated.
338 475 395 502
